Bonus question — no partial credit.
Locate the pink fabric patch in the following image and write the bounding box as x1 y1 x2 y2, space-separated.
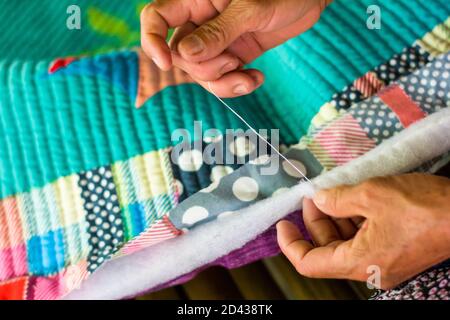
379 84 426 127
32 275 63 300
119 216 182 255
0 244 28 281
0 197 25 249
314 114 376 166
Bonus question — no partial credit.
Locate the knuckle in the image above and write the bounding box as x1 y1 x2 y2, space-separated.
357 177 392 208
327 188 340 212
192 66 214 81
140 3 153 20
241 0 265 10
200 20 229 44
349 244 367 260
357 181 378 204
236 0 273 29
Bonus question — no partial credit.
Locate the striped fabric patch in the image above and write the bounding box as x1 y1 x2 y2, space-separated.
118 216 181 255
416 17 450 57
311 114 376 167
0 244 28 281
353 72 385 98
112 151 173 207
31 275 62 300
0 197 24 249
61 260 89 293
122 194 176 238
26 229 65 275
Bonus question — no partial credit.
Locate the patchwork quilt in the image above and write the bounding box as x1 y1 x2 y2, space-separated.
0 0 449 299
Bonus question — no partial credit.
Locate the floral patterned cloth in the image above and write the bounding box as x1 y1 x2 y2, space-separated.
372 265 450 300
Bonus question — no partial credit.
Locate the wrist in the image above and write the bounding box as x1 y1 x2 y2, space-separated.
439 179 450 255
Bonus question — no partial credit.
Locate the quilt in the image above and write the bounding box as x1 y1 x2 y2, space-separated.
0 0 449 299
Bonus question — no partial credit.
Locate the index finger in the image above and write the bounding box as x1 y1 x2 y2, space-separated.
313 184 372 219
278 221 364 281
140 0 219 70
276 220 314 268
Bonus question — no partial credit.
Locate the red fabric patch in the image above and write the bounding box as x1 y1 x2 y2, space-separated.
48 57 77 74
379 85 426 127
0 277 28 300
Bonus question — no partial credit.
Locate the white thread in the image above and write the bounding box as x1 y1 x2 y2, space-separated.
207 82 313 184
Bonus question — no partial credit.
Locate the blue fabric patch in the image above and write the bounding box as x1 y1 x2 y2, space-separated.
27 229 65 275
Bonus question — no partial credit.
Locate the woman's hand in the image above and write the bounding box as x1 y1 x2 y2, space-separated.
141 0 332 97
277 173 450 289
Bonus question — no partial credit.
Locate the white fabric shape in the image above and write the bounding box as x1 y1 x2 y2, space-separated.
182 206 209 226
229 136 256 157
232 177 259 202
210 165 234 183
178 149 203 172
66 108 450 300
249 154 271 165
282 159 307 178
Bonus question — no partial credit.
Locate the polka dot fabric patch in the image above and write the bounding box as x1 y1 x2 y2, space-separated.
170 133 273 202
78 166 124 272
398 53 450 114
349 96 402 144
374 45 431 85
330 44 431 112
330 85 364 110
169 147 322 231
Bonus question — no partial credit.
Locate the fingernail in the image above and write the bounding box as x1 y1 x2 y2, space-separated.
181 35 205 56
152 57 161 68
314 191 327 206
250 74 262 86
220 61 236 75
233 84 248 95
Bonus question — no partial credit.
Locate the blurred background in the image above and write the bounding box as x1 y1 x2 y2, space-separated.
0 0 144 60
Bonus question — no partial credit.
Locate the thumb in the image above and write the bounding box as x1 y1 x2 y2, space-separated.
313 185 371 219
178 4 256 62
